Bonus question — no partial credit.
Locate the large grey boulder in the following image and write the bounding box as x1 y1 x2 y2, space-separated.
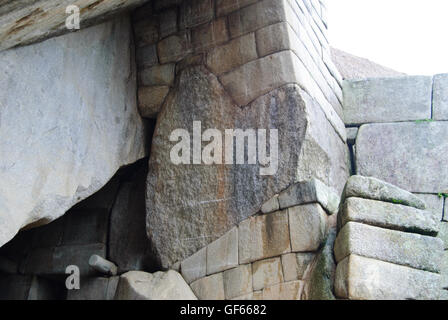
146 66 348 268
335 255 441 300
334 222 443 273
0 0 148 52
114 270 197 300
0 17 147 248
343 76 432 126
356 123 448 193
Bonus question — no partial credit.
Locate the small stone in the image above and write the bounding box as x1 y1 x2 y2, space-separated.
334 222 444 273
205 33 258 75
339 197 439 236
88 255 118 276
190 273 225 300
346 128 358 145
288 204 328 252
223 264 253 299
279 179 340 214
252 257 284 291
335 254 441 300
137 86 170 118
115 270 197 300
139 64 175 87
206 227 238 275
238 210 291 264
262 281 303 300
181 247 206 284
343 175 427 210
281 253 299 282
157 33 191 64
261 195 279 214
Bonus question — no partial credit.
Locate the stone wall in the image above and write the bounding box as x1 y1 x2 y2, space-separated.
178 179 340 300
133 0 349 269
344 76 448 299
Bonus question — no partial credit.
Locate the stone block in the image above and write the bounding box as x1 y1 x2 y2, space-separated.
61 209 109 246
439 222 448 250
356 122 448 193
138 86 170 118
206 227 238 275
343 76 433 125
230 292 254 300
441 251 448 289
157 33 191 64
252 257 284 291
223 264 253 299
261 281 303 300
433 74 448 120
181 247 206 284
139 63 175 86
228 0 286 39
278 179 340 214
133 19 159 47
415 194 444 220
343 175 427 210
216 0 259 16
136 44 159 68
67 277 119 300
296 253 315 279
192 18 229 52
238 210 291 264
205 33 258 75
154 0 181 12
335 255 441 300
115 270 197 300
281 253 299 282
180 0 214 29
346 127 358 145
261 195 280 214
339 197 439 236
190 273 225 300
0 275 63 300
334 222 443 273
288 204 328 252
159 8 178 39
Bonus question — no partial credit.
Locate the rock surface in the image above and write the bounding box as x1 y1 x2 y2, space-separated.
146 66 347 267
331 48 405 80
115 270 197 300
0 17 147 248
0 0 148 52
335 255 441 300
343 76 432 126
356 123 448 193
433 74 448 120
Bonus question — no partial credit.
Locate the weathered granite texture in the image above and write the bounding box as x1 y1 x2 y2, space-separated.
0 16 147 248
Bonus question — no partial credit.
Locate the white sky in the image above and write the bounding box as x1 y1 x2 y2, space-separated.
327 0 448 75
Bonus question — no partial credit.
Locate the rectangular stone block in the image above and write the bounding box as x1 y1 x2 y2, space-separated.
62 209 109 246
238 210 291 264
67 277 119 300
334 222 443 273
261 194 280 214
356 122 448 193
340 197 439 236
180 0 214 29
281 253 299 282
288 204 327 252
296 253 315 279
190 273 225 300
154 0 181 12
343 76 433 125
206 227 238 275
262 281 303 300
181 247 206 284
252 257 284 291
138 86 170 118
228 0 286 39
191 18 229 52
133 19 159 47
415 194 444 220
205 33 258 75
433 74 448 120
278 178 340 214
216 0 259 17
139 63 175 86
157 32 191 64
159 8 178 38
335 254 441 300
136 44 158 68
223 264 253 299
